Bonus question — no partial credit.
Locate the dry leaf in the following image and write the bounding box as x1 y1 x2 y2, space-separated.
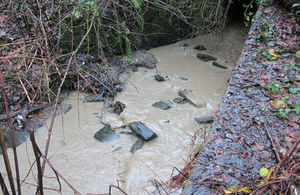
269 100 285 108
268 48 278 57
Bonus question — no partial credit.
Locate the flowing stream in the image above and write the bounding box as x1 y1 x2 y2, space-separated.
1 22 248 194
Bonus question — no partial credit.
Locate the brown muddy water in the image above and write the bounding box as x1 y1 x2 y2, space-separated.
1 23 248 194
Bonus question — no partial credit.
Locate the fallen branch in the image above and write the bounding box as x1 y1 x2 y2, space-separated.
274 135 300 176
0 104 50 121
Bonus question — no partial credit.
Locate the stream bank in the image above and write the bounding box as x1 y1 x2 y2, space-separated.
182 1 300 194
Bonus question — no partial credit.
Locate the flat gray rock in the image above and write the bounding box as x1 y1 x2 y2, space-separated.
194 44 207 51
152 101 171 110
155 74 166 81
130 139 144 153
212 61 228 69
177 76 189 81
94 125 120 143
197 54 217 62
129 121 157 141
195 116 215 124
173 97 188 104
130 50 158 69
84 94 101 102
0 130 29 154
178 89 205 108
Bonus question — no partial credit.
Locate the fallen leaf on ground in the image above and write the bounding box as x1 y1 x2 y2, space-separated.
269 100 286 108
296 50 300 59
269 48 278 57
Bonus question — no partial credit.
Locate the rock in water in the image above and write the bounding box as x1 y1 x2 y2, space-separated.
84 94 101 102
152 101 171 110
212 61 228 69
130 139 145 153
113 101 125 115
130 50 158 69
0 130 29 154
178 89 206 108
194 44 207 51
94 125 120 143
155 74 165 81
129 121 157 141
197 54 217 62
195 116 215 124
173 97 188 104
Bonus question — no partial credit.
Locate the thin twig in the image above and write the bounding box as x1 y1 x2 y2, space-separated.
29 130 44 195
263 124 281 163
41 11 97 174
0 70 20 194
0 123 16 194
108 185 127 195
40 155 82 195
273 136 300 177
0 172 9 195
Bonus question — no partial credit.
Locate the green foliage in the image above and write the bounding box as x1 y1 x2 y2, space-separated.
296 51 300 59
193 143 202 153
243 0 268 26
280 149 286 156
291 3 300 15
294 104 300 115
268 82 280 93
260 167 269 177
132 0 142 11
262 50 277 60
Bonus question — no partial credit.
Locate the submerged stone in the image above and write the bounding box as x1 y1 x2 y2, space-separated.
129 121 157 141
177 76 189 81
155 74 166 81
212 61 228 69
197 54 217 62
84 94 101 102
130 139 145 153
94 125 120 143
112 146 122 152
194 44 207 51
178 89 205 108
152 101 171 110
173 97 188 104
113 101 125 115
182 43 189 47
0 130 29 154
120 130 135 135
130 50 158 69
195 116 215 124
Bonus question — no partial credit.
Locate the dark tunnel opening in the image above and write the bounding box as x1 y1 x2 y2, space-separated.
227 0 259 24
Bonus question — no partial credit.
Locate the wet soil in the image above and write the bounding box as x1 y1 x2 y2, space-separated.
182 1 300 194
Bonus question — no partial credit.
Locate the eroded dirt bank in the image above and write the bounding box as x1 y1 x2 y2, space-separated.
0 22 248 194
182 1 300 194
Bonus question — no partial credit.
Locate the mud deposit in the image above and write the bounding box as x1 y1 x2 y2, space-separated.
0 22 247 194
